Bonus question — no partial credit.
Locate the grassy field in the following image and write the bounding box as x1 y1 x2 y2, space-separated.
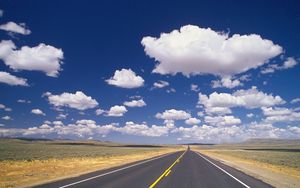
194 139 300 188
0 139 166 160
0 138 181 188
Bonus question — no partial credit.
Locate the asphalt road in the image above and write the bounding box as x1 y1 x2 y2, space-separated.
35 149 273 188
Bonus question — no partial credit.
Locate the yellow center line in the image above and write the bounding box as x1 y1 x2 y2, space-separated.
165 170 171 177
149 150 187 188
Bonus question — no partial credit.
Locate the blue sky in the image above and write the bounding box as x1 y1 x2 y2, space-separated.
0 0 299 143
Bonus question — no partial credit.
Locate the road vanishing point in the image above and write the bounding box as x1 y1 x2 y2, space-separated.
35 149 273 188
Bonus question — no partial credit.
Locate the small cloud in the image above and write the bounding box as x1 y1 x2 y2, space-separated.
45 91 98 110
2 116 12 120
185 117 201 125
106 69 144 88
106 105 127 117
153 80 169 89
17 99 31 103
129 95 142 99
197 111 204 117
56 114 67 120
156 109 191 120
211 76 243 89
166 88 176 93
0 9 4 17
0 22 31 35
0 71 29 86
31 109 46 116
4 107 12 112
247 113 254 118
291 98 300 104
123 99 146 107
191 84 200 92
261 57 298 74
95 108 104 115
0 104 5 109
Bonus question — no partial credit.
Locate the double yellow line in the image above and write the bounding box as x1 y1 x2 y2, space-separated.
149 150 187 188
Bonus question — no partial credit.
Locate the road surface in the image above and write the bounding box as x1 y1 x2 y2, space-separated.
35 149 273 188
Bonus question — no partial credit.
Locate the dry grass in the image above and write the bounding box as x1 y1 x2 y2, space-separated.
0 139 182 188
193 141 300 188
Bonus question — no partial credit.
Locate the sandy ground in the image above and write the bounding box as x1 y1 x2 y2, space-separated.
194 149 300 188
0 148 181 188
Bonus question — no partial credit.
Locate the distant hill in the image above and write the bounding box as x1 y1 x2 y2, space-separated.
240 138 300 145
0 138 167 148
214 138 300 150
182 143 215 146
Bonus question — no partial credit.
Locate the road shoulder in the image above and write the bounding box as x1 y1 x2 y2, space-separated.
194 149 299 188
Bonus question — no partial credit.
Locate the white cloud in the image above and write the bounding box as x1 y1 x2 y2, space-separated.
261 57 298 74
129 95 142 99
153 80 169 88
173 125 245 143
0 9 3 17
0 71 28 86
106 69 144 88
261 107 292 116
56 114 67 120
191 84 200 92
155 109 191 120
166 88 176 93
46 91 98 110
288 126 300 134
2 116 12 120
31 109 45 116
43 120 52 125
95 108 104 115
76 119 96 125
106 105 127 117
0 40 64 77
0 22 31 35
283 57 298 69
291 98 300 104
197 111 205 117
4 107 12 112
0 104 5 109
1 118 299 142
211 76 242 89
204 115 241 126
174 121 300 143
123 99 146 107
0 104 11 112
247 113 254 118
19 120 114 138
262 107 300 123
0 120 171 138
116 121 169 137
17 99 31 103
142 25 282 77
185 117 201 125
198 86 285 110
205 107 232 115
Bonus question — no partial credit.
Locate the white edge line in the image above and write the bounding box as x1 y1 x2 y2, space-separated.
58 151 178 188
195 151 251 188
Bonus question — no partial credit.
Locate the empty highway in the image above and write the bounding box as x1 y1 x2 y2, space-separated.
36 149 273 188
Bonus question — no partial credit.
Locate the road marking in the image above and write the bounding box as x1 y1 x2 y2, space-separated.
165 170 171 177
149 150 187 188
195 151 251 188
58 151 180 188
